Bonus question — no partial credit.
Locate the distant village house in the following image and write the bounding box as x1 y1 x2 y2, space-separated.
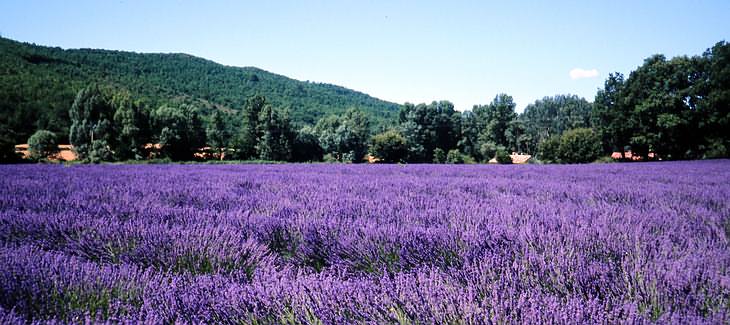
488 153 532 164
610 150 658 161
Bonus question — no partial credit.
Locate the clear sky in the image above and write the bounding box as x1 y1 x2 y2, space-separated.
1 1 728 112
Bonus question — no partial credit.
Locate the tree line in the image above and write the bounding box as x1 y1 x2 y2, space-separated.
0 36 399 148
5 40 729 164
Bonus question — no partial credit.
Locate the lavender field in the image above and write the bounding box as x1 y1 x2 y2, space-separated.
0 162 729 324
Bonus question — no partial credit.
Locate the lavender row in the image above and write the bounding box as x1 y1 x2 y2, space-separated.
0 161 728 323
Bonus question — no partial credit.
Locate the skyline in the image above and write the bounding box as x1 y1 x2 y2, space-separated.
1 0 728 112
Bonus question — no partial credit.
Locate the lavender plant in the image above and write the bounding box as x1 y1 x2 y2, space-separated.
0 161 728 323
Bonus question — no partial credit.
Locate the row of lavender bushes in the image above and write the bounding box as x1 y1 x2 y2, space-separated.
0 162 728 323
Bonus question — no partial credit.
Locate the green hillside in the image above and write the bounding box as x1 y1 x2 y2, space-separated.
0 37 400 143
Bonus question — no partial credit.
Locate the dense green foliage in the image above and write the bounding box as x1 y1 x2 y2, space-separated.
537 128 607 164
398 101 461 162
256 105 295 162
68 85 117 161
444 94 522 163
0 37 399 146
592 41 730 160
537 136 562 163
1 37 728 164
313 109 371 163
520 95 592 154
557 128 603 163
205 111 230 158
232 95 267 160
27 130 58 160
112 92 148 160
0 137 20 163
446 149 466 164
474 94 519 154
369 130 408 163
432 148 447 163
291 126 324 162
386 95 524 164
151 104 206 161
494 149 513 164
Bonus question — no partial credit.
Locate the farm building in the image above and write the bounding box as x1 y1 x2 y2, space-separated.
364 154 380 163
488 153 532 164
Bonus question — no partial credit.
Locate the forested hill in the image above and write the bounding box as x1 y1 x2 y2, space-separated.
0 37 400 143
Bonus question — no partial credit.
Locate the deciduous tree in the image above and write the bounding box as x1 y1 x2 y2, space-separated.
152 104 205 160
370 130 408 163
69 85 115 160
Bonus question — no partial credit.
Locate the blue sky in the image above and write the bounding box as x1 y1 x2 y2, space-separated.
1 1 728 112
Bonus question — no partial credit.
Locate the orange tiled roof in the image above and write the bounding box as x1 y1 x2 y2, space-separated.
54 148 77 161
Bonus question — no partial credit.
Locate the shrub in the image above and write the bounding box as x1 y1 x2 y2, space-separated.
322 153 339 163
537 136 561 163
494 149 512 164
594 156 615 163
432 148 446 163
479 142 498 162
462 155 476 164
88 140 114 163
446 149 464 164
370 130 408 163
703 140 728 159
558 128 602 163
27 130 59 160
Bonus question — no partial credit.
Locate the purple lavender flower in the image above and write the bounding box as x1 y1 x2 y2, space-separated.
0 161 728 323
